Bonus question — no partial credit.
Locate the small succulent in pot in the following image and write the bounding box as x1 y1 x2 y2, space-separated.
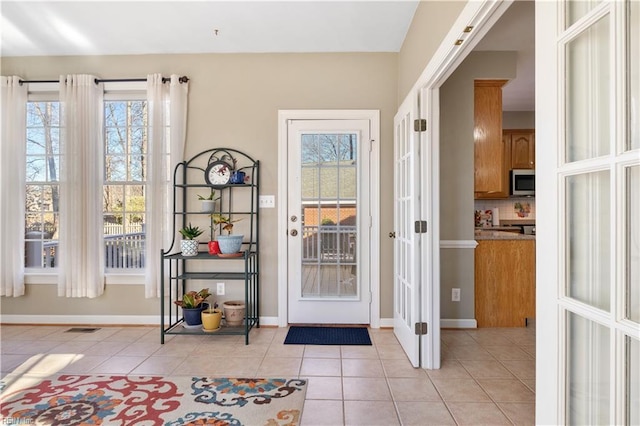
198 191 217 213
179 223 204 256
179 223 204 240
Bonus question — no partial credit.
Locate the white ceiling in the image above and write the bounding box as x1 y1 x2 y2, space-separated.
0 0 534 110
0 1 419 56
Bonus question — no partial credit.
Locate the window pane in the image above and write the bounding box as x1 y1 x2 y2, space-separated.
25 101 60 269
628 336 640 425
629 0 639 151
627 165 640 322
129 154 145 181
566 171 610 311
567 312 610 424
566 0 603 27
103 100 148 270
566 14 610 162
301 133 358 299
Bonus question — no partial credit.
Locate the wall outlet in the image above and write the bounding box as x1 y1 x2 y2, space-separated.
259 195 275 208
452 288 461 302
216 282 225 296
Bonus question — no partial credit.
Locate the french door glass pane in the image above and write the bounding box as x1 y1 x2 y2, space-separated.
300 133 358 298
566 14 610 162
567 312 610 424
629 0 639 151
566 171 610 310
628 336 640 425
566 0 603 27
627 165 640 322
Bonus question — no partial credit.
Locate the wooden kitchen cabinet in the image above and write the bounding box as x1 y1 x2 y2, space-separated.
507 129 535 169
475 239 535 327
474 80 509 198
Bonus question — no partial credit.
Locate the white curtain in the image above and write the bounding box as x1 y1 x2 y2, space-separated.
0 76 27 297
145 74 189 298
58 75 105 297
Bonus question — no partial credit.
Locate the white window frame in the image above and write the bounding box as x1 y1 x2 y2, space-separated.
24 82 148 285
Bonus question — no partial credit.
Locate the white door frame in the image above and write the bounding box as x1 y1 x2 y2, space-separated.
396 0 513 368
277 110 380 327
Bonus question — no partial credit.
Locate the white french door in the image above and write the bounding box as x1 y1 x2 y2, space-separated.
285 117 374 324
536 1 639 424
393 95 421 367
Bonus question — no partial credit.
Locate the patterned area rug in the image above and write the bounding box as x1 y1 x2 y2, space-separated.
0 374 307 425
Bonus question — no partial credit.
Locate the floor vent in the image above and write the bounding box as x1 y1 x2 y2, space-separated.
65 327 100 333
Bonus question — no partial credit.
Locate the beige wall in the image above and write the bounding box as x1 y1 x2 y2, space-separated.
397 0 467 104
2 2 485 323
0 52 398 320
503 111 535 129
439 51 517 320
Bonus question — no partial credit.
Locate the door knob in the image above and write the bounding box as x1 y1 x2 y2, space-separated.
389 232 396 238
290 215 297 222
290 229 298 237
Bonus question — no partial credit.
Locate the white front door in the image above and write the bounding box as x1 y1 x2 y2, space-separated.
536 1 640 424
393 96 421 367
286 118 373 324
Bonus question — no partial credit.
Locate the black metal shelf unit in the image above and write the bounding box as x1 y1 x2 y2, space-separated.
160 148 259 344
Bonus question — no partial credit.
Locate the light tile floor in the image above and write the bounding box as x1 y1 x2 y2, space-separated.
0 325 535 425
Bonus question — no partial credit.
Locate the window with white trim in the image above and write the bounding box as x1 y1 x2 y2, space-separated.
25 92 150 271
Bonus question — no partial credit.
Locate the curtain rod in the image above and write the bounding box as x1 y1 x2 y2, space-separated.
19 75 189 86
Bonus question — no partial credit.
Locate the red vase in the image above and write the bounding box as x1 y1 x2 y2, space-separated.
208 240 220 255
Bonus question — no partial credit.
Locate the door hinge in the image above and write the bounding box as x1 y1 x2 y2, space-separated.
415 322 428 335
414 119 427 132
414 220 427 233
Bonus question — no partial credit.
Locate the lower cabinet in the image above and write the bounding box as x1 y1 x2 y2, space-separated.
474 239 535 327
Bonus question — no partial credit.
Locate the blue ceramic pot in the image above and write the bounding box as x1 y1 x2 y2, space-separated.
217 235 244 254
230 171 246 184
182 303 209 326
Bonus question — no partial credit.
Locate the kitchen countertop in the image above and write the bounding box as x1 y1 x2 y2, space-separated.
474 229 536 240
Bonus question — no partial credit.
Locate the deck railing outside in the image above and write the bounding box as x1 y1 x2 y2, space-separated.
301 225 356 264
26 232 146 269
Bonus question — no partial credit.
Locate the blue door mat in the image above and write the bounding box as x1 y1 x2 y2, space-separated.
284 326 372 345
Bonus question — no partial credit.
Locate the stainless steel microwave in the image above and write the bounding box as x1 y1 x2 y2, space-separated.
510 169 535 196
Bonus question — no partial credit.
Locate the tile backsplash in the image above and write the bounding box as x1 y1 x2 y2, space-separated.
475 198 536 226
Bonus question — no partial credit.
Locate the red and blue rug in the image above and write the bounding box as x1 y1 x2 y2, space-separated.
0 374 307 425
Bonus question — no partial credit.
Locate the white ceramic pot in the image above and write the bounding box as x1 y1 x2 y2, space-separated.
216 235 243 254
180 239 199 256
200 200 216 212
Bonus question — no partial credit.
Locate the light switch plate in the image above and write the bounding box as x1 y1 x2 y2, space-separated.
259 195 275 208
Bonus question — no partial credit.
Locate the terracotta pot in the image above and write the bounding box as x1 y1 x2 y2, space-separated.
223 300 245 326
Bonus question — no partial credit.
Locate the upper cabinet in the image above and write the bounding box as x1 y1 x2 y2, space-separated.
474 80 509 198
508 130 536 169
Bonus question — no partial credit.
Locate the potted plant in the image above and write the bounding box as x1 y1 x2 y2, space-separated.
201 302 223 331
198 191 217 213
179 223 204 256
211 214 243 254
174 288 212 327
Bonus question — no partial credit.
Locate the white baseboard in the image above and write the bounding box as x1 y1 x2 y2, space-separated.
440 318 477 328
379 318 394 328
0 315 282 327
